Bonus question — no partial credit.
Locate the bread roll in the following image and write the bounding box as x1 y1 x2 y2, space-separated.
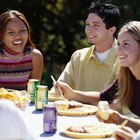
54 100 69 110
97 101 109 120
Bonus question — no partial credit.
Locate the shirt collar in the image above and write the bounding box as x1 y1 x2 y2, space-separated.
85 38 118 66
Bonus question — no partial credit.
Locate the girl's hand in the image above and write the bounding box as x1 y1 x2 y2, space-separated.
113 126 135 140
96 109 122 124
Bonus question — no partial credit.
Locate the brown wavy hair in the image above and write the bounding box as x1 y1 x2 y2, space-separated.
117 21 140 107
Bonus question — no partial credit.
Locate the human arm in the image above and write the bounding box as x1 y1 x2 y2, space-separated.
113 126 135 140
55 81 100 105
30 49 44 80
99 79 122 112
96 109 140 132
54 79 121 108
54 78 121 112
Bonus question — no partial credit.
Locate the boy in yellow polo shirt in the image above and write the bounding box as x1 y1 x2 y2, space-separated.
50 1 121 93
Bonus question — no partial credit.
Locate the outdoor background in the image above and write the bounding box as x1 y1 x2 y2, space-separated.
1 0 140 89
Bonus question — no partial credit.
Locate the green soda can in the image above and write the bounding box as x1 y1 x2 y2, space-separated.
27 79 40 103
35 85 48 110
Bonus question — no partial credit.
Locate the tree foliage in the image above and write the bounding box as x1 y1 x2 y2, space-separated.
1 0 140 86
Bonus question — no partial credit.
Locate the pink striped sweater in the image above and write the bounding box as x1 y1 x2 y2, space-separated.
0 47 33 90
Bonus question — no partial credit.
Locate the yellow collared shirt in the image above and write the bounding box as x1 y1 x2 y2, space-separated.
58 39 118 92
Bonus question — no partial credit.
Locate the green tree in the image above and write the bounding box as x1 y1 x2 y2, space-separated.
1 0 140 88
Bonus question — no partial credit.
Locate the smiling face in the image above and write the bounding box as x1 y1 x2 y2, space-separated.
85 13 114 46
117 31 140 68
2 18 28 53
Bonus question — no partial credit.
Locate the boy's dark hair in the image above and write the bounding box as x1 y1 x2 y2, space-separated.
88 2 121 36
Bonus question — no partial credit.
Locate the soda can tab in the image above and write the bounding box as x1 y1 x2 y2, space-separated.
43 103 57 133
27 79 40 103
35 85 48 110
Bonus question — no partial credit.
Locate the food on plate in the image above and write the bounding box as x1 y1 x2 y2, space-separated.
54 100 83 110
48 92 64 102
67 126 87 133
0 87 30 110
67 123 117 134
0 88 17 101
54 100 69 110
97 101 110 120
63 122 118 138
55 100 97 116
68 101 83 109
